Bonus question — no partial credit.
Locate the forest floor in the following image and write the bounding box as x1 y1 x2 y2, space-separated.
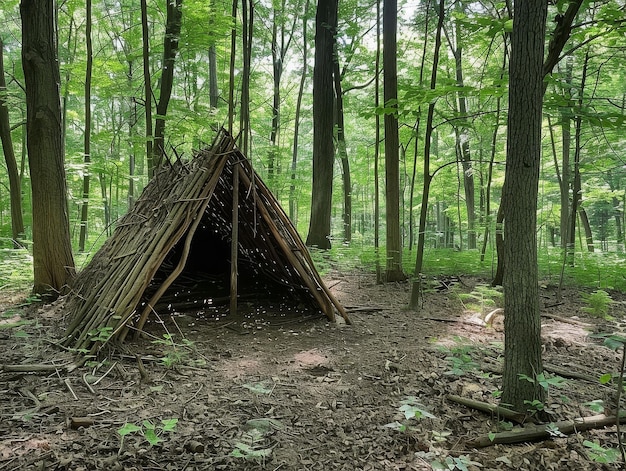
1 271 626 470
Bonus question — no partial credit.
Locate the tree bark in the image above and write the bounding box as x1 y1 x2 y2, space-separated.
500 0 547 413
0 38 25 247
153 0 183 169
306 0 337 250
140 0 154 178
21 0 75 297
382 0 405 281
78 0 93 253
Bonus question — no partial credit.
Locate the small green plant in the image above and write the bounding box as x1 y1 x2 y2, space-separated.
581 289 613 318
439 341 480 376
117 418 178 450
457 284 502 316
583 440 620 464
384 396 436 432
518 372 567 391
88 326 114 343
152 333 194 368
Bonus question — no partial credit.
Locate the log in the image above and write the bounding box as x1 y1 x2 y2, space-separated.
447 395 530 425
467 412 626 448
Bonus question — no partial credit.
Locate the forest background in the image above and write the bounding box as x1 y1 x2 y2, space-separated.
0 0 625 294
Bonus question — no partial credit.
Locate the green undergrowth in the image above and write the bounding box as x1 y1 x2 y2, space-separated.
312 244 625 292
1 241 624 297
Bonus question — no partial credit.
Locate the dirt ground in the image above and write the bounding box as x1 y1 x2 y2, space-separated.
1 272 626 470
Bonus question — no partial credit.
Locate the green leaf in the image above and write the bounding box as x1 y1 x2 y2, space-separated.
160 418 178 432
144 428 161 446
117 423 141 437
599 373 612 384
488 432 496 442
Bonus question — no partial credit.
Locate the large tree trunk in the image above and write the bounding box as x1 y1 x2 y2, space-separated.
500 0 547 414
21 0 75 297
0 38 25 247
382 0 405 281
306 0 337 250
153 0 183 169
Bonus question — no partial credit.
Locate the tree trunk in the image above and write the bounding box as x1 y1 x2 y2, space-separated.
450 2 476 249
408 0 444 309
140 0 154 178
333 59 351 243
0 38 25 247
383 0 405 281
238 0 253 155
78 0 93 253
21 0 76 297
306 0 337 250
153 0 183 169
289 0 310 223
228 0 237 134
500 0 547 413
578 208 594 252
374 0 382 282
559 58 573 253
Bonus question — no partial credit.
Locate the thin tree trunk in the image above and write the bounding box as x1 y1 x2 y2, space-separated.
239 0 253 155
560 58 573 253
448 1 476 249
289 0 310 223
78 0 93 253
140 0 154 178
408 0 430 252
228 0 237 134
409 0 445 309
153 0 183 169
0 38 25 247
333 59 351 243
374 0 382 282
209 44 219 109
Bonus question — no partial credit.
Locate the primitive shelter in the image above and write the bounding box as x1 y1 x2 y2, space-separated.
63 129 349 354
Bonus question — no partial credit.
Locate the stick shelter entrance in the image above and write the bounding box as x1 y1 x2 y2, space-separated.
63 130 349 354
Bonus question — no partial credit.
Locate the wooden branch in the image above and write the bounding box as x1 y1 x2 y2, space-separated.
468 412 626 448
447 395 530 425
1 363 70 373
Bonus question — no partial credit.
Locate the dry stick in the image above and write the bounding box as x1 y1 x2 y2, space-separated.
447 394 530 425
1 364 69 373
467 412 626 448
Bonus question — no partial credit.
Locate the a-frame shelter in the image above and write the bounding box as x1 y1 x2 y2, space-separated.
63 129 349 354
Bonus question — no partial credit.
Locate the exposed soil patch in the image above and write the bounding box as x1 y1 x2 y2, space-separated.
1 272 625 470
